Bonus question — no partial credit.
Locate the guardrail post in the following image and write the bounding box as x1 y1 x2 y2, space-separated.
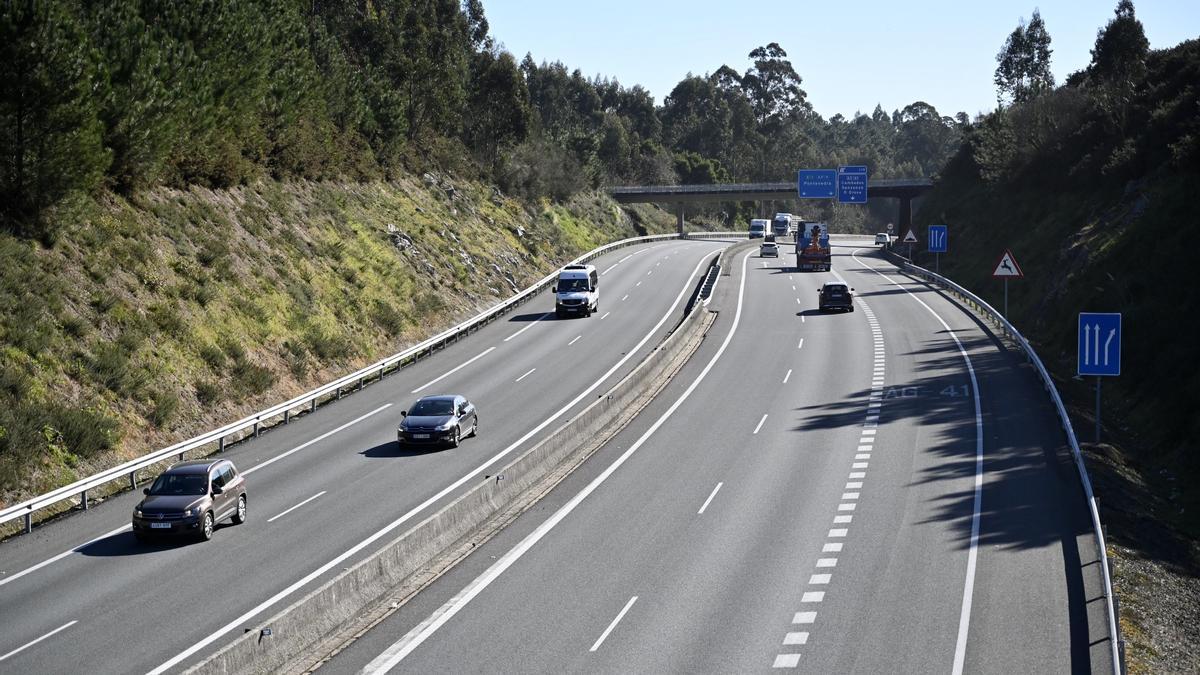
25 512 32 533
254 419 261 438
80 490 88 510
336 386 341 400
219 436 225 452
358 377 364 391
284 409 290 424
130 472 138 489
311 399 317 413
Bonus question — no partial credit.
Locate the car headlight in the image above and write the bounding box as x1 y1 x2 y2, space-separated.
134 507 142 518
186 506 201 517
436 422 454 431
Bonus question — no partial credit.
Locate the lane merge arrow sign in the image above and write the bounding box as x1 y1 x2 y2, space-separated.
1078 312 1121 376
992 249 1024 278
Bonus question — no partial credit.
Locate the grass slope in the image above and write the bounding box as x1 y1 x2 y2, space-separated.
0 176 673 518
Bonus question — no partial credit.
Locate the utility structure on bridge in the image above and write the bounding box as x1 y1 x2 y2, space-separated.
609 178 933 236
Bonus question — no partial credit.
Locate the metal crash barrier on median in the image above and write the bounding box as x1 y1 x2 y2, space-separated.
0 231 735 537
885 252 1123 675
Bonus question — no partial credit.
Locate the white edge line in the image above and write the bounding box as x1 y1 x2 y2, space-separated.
850 250 984 675
357 250 754 673
267 491 327 524
244 404 392 476
697 482 724 515
0 405 391 590
0 620 78 662
503 312 553 342
149 246 718 675
589 596 638 652
411 347 496 393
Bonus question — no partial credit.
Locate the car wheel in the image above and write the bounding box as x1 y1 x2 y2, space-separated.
232 495 247 525
469 417 479 438
849 304 855 312
198 512 214 542
449 426 461 448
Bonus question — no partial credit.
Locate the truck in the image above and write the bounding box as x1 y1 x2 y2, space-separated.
795 222 831 271
748 218 769 239
771 212 796 238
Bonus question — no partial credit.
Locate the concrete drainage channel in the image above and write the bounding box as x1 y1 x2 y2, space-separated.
189 249 733 675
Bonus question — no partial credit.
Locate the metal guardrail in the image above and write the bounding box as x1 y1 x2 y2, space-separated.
2 231 729 534
894 257 1123 675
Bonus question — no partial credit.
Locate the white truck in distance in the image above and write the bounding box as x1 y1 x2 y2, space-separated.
772 213 796 238
554 264 598 318
748 219 769 239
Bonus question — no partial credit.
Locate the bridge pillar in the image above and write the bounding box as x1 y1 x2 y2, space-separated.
898 196 913 236
677 203 685 237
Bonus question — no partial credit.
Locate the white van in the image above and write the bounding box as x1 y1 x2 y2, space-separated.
555 264 598 318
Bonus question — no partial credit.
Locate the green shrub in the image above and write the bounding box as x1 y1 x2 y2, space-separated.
370 299 407 335
49 404 119 458
304 325 352 360
149 389 179 428
149 303 186 338
219 335 246 362
61 315 88 338
194 379 221 405
89 342 135 394
199 343 226 370
231 359 275 396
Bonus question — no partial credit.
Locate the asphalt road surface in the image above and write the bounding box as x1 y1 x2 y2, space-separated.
321 239 1109 674
0 238 732 674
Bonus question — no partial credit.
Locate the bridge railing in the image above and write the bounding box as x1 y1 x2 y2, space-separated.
894 256 1122 675
1 230 733 535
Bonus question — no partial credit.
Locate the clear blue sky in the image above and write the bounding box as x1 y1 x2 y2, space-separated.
483 0 1199 120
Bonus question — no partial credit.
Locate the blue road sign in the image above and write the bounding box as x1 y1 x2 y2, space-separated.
1078 313 1121 376
928 224 948 253
837 165 868 203
798 169 837 198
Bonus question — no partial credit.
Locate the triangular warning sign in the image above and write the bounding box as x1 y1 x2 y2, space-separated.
902 230 917 243
992 249 1023 278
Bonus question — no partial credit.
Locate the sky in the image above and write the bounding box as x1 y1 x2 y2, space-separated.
482 0 1199 120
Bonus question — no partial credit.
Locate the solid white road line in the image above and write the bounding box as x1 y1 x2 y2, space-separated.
568 335 582 346
850 250 985 675
601 312 611 320
0 620 77 663
600 263 618 275
753 414 768 435
411 348 496 393
244 405 393 476
0 405 391 590
697 482 724 514
504 312 553 342
152 246 721 675
783 369 792 384
589 596 638 652
267 491 327 523
515 368 536 383
355 251 754 673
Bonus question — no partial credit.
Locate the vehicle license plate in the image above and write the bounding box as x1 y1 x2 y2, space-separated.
150 522 171 529
413 433 430 439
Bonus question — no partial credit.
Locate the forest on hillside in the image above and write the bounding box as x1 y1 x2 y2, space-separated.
1 0 965 242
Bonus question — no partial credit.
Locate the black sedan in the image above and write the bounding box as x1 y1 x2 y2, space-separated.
398 394 478 448
818 282 855 312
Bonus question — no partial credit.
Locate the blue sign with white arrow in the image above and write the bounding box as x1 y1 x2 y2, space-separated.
798 169 837 198
928 224 948 253
1078 313 1121 376
837 165 868 203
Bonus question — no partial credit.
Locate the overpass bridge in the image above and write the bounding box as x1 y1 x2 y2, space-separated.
608 178 933 235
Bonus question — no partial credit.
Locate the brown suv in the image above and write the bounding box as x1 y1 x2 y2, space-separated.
132 459 247 542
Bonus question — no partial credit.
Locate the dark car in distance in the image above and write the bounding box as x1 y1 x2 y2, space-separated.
398 394 478 448
818 282 855 312
132 459 246 542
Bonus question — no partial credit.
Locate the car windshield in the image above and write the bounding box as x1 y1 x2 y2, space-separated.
148 472 208 496
825 285 846 293
558 278 589 292
411 399 455 416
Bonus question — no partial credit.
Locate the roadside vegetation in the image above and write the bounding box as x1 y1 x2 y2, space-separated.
912 3 1199 671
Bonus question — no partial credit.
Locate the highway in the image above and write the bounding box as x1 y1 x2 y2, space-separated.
0 238 730 674
319 240 1110 674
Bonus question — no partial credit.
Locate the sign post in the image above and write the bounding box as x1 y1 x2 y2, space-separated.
991 249 1024 317
1078 312 1122 443
928 224 948 273
902 229 917 260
